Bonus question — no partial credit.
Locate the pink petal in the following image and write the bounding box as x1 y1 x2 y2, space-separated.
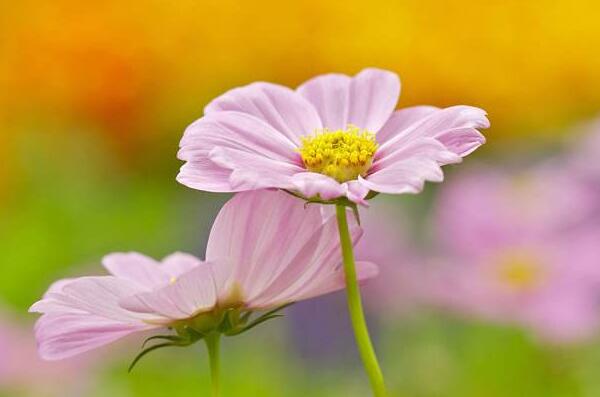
29 297 86 316
179 111 298 163
376 106 439 144
204 82 322 145
206 190 327 302
372 137 461 173
102 252 169 289
293 261 379 302
178 111 304 192
161 252 203 279
43 278 77 297
119 264 217 320
209 147 301 191
31 276 156 360
297 73 352 130
361 157 448 195
176 159 235 193
377 105 489 160
31 277 148 323
436 127 486 157
34 313 150 361
347 68 401 132
298 68 400 132
248 208 365 307
57 277 148 322
291 172 345 200
344 180 371 206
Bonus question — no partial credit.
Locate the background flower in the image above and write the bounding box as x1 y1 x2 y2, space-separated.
427 166 600 343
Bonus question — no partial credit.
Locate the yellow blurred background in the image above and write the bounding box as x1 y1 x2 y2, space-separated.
2 0 600 198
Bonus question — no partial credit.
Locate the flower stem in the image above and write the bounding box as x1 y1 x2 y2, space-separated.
335 204 387 397
204 332 221 397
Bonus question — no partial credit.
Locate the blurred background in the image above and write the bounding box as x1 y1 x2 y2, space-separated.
1 1 600 396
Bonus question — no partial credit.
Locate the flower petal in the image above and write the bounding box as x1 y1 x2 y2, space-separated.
291 172 345 200
344 180 371 206
204 82 322 145
206 190 337 304
55 277 148 322
372 137 461 173
347 68 401 132
249 210 365 306
34 313 150 361
435 127 486 157
209 147 300 191
361 139 459 195
298 68 400 132
178 111 304 192
377 105 489 161
297 73 352 131
292 261 379 302
161 252 203 279
376 106 439 144
119 263 217 320
30 276 156 360
180 111 298 163
102 252 169 289
176 159 235 193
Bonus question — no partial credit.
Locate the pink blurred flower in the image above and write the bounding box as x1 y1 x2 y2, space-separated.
30 190 377 360
436 165 597 258
177 68 489 205
429 166 600 343
0 306 92 396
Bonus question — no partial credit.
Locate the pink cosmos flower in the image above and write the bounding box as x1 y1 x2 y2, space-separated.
30 190 378 360
177 68 489 205
428 166 600 343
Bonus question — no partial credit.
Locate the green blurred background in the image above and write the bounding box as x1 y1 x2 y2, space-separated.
1 1 600 396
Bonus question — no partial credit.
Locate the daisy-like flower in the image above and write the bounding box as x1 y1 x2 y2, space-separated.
429 166 600 343
177 68 489 205
30 190 377 363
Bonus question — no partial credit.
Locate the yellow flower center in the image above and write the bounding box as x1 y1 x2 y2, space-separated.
495 252 543 290
298 125 378 183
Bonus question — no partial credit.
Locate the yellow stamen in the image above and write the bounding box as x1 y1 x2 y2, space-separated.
298 125 378 183
495 251 543 290
169 276 177 284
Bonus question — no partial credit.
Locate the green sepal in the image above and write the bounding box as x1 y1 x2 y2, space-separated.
129 328 205 372
350 203 361 225
129 341 187 373
225 302 293 336
127 303 293 372
141 334 186 349
227 314 284 336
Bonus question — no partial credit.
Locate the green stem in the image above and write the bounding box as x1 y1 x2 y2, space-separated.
335 204 387 397
205 332 221 397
